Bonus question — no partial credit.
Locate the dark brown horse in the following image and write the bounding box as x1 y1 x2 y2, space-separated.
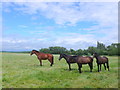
76 56 93 73
93 53 109 72
59 54 78 70
59 54 93 73
30 50 54 66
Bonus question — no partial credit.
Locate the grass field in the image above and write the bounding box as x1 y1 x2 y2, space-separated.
1 52 119 88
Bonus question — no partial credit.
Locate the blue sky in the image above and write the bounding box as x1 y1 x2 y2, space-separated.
2 1 118 51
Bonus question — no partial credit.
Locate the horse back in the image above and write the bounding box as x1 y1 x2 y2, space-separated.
47 53 53 58
77 56 92 64
38 53 53 60
98 56 108 63
68 56 77 63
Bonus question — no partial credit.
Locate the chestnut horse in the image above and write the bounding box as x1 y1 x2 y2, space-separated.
30 50 54 66
93 53 109 72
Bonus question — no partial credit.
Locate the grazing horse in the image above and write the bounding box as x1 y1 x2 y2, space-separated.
59 54 78 70
30 50 54 66
59 54 93 73
93 53 109 72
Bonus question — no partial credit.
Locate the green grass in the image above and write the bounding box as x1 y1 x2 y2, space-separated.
2 53 119 88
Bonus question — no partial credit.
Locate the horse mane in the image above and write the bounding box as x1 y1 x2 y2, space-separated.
32 50 39 53
62 53 68 56
94 52 100 56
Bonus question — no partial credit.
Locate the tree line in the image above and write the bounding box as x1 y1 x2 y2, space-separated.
39 42 120 56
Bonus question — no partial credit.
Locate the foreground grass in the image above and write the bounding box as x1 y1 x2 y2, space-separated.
2 53 119 88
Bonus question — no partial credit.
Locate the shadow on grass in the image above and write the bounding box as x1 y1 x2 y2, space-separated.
62 68 103 73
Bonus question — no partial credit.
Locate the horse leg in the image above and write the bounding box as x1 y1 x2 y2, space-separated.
88 63 92 72
50 56 54 66
97 63 100 72
39 60 42 66
100 64 101 71
103 63 106 70
68 63 71 71
48 58 53 66
77 63 82 73
106 62 109 71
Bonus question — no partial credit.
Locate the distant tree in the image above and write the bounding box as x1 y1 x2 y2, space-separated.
87 46 97 55
38 42 120 56
39 48 51 53
97 41 107 55
107 43 119 56
69 49 76 55
97 41 106 50
49 46 68 54
76 49 84 56
83 49 88 55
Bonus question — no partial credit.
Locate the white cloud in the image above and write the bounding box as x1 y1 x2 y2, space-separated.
18 25 28 28
10 2 117 27
2 2 118 51
2 0 119 2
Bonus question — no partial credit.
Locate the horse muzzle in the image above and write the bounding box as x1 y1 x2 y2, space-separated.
30 53 33 56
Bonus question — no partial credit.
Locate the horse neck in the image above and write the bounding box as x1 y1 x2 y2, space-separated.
95 56 100 61
33 51 39 56
62 54 69 61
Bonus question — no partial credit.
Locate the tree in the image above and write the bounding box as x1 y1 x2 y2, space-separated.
49 46 68 54
107 43 119 56
87 46 97 55
69 49 76 55
76 49 84 56
97 41 107 55
39 48 50 53
97 41 106 50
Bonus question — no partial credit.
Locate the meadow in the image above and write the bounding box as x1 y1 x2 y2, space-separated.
2 52 119 88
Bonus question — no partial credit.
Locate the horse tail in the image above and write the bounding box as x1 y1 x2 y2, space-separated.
51 55 54 64
88 56 93 62
104 56 109 71
104 56 108 61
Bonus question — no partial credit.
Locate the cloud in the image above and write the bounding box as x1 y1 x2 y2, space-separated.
18 25 28 28
2 38 47 51
2 2 118 51
10 2 117 26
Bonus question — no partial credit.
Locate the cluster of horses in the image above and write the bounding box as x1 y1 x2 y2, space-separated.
30 50 109 73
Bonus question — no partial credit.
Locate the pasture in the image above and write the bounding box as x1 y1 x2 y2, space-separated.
2 52 119 88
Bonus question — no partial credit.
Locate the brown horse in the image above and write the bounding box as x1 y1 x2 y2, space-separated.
59 54 78 70
76 56 93 73
30 50 54 66
59 54 93 73
93 53 109 72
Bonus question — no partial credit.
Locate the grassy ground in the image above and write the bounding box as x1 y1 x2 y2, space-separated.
2 53 119 88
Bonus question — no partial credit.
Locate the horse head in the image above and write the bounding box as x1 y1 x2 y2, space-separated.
30 50 37 55
59 54 65 60
93 52 99 58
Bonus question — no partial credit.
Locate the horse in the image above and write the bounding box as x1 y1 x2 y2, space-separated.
93 53 109 72
59 54 78 70
30 50 54 66
59 54 93 73
76 56 93 73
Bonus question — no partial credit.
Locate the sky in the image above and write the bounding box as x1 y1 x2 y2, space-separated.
1 1 118 51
